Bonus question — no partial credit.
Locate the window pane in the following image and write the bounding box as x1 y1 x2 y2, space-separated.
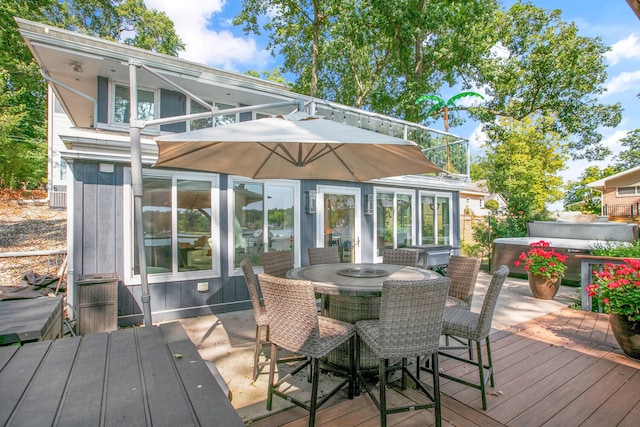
437 196 450 244
136 177 172 274
114 85 154 123
114 85 130 123
177 180 212 271
214 102 236 127
234 182 264 268
137 90 155 121
190 99 213 130
267 185 295 252
376 193 394 256
421 195 435 244
396 194 412 247
618 187 636 196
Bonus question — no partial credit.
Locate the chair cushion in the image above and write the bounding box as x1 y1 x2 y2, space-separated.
441 308 481 341
299 316 355 359
446 296 470 310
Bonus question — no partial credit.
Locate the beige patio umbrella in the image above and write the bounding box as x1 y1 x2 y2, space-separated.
154 111 443 181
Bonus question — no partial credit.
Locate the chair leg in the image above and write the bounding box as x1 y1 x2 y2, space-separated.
486 336 494 387
431 352 442 427
401 358 408 390
475 339 487 411
309 356 321 427
252 325 261 381
266 343 278 411
379 359 387 427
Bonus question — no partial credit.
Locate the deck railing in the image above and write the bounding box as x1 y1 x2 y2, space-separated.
603 203 640 218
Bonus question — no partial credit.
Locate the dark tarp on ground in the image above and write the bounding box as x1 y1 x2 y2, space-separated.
0 271 65 300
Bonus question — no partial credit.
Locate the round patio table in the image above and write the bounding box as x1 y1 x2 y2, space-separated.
287 263 440 368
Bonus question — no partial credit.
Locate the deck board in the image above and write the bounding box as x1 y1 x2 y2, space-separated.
255 308 640 427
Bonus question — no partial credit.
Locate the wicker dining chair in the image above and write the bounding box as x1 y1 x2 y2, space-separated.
258 273 356 427
445 255 482 310
260 250 294 277
381 248 420 267
356 277 451 427
444 255 482 358
308 246 340 265
240 258 271 381
422 265 510 410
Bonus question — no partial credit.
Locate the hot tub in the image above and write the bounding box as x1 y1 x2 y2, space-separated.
491 221 638 282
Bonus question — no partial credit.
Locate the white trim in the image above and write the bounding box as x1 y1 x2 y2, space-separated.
315 185 362 263
372 187 417 262
226 176 301 277
418 190 455 245
123 167 221 285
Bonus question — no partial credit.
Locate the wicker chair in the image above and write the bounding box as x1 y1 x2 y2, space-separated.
356 277 451 427
445 255 482 309
240 258 271 381
258 274 356 427
381 248 420 267
444 255 482 358
260 250 293 277
422 265 510 410
308 246 340 265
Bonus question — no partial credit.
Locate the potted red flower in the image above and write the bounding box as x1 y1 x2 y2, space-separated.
514 240 568 299
586 259 640 359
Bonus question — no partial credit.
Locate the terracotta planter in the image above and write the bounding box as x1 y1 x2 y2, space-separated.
527 273 560 300
609 313 640 360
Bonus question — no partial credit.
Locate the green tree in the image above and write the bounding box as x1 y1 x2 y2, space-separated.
469 3 621 162
244 67 292 86
0 0 184 189
233 1 620 164
473 116 567 233
563 166 616 214
233 0 342 97
615 129 640 171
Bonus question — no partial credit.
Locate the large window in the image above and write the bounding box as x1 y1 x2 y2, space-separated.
230 178 298 271
375 190 414 257
114 84 155 123
125 169 219 282
420 193 452 245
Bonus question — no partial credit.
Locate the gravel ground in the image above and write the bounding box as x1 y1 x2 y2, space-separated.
0 191 67 287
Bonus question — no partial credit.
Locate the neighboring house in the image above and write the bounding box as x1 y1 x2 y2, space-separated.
18 18 470 326
459 180 507 244
588 166 640 223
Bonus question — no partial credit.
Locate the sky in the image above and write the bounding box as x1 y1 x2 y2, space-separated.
144 0 640 211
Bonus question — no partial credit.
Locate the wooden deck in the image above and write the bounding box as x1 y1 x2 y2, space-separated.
250 308 640 426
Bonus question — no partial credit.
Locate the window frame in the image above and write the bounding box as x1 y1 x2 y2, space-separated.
418 191 454 246
227 176 301 277
108 81 159 132
123 167 220 285
617 186 640 197
372 187 416 262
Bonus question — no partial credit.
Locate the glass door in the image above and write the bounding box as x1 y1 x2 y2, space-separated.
316 186 361 263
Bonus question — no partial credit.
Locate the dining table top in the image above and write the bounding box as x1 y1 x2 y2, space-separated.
287 262 440 296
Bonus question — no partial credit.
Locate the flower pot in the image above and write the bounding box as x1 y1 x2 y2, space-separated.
609 313 640 360
527 273 560 300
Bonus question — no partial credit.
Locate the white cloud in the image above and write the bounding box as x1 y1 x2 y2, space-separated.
605 34 640 65
145 0 270 72
604 70 640 95
468 124 488 151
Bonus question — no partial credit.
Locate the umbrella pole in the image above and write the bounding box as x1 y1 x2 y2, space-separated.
129 61 152 327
